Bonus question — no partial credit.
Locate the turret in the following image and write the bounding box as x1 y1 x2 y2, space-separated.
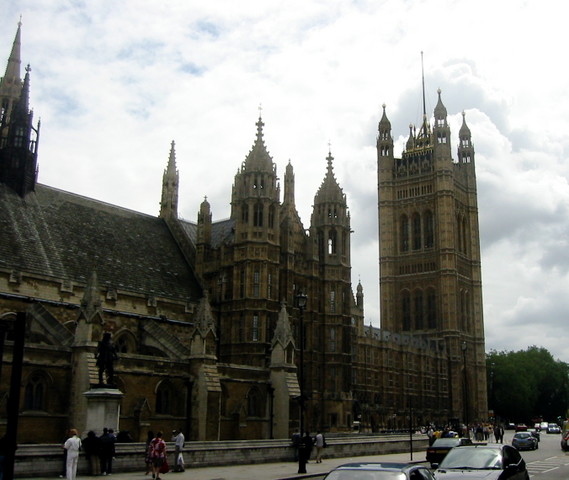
433 89 452 159
159 140 179 219
0 20 23 125
230 115 280 242
310 149 350 266
457 111 474 165
0 64 40 197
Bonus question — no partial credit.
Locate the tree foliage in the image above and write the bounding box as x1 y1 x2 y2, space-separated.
487 346 569 423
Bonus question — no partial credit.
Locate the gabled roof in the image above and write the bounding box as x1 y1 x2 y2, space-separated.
0 183 202 301
179 217 234 249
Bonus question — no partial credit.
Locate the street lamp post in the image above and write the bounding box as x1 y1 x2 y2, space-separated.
296 292 307 436
461 341 469 437
296 292 308 475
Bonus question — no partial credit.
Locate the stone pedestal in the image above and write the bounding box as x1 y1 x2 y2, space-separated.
83 388 123 435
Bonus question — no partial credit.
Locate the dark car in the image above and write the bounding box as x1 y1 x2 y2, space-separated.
426 437 473 468
323 462 435 480
434 443 529 480
526 428 540 442
512 431 538 450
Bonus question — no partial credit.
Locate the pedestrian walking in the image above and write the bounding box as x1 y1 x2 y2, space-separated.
314 431 325 463
63 429 82 480
148 431 167 480
171 429 185 472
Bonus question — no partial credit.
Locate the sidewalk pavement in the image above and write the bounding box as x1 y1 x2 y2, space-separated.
18 451 425 480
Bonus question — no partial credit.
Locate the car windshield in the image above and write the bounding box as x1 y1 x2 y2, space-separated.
324 470 406 480
438 448 502 470
515 433 530 439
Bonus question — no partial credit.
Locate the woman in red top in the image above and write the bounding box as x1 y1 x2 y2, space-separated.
147 431 167 480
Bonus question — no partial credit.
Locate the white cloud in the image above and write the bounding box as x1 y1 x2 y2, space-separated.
4 0 569 362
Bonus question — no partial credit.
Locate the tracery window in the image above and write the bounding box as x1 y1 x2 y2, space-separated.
253 203 263 227
424 210 434 248
24 372 46 411
156 381 173 414
412 213 421 250
400 215 409 252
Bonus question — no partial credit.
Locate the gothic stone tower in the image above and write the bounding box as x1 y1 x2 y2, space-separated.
0 21 40 198
377 90 487 424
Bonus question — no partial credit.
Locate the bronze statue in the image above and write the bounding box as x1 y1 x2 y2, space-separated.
95 332 118 386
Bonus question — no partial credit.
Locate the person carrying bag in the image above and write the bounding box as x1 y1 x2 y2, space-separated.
148 432 168 479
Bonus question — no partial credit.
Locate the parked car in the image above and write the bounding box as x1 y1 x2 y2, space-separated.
434 444 529 480
540 421 549 431
547 423 561 434
323 462 435 480
515 423 528 432
426 437 473 468
512 432 538 450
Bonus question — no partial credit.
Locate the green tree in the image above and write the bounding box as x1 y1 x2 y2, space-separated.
487 346 569 423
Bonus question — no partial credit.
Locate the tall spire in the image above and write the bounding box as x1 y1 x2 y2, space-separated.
421 51 426 120
313 147 345 205
0 20 24 124
159 140 179 218
242 113 274 172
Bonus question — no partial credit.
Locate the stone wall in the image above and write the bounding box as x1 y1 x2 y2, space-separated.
13 435 428 477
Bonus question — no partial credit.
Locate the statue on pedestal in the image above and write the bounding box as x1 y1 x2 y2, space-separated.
95 332 118 387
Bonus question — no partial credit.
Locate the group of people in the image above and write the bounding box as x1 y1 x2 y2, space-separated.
425 423 505 444
144 429 185 479
292 431 326 474
61 427 119 480
61 427 186 480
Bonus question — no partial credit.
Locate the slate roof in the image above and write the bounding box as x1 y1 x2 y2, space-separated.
0 183 202 301
179 217 235 249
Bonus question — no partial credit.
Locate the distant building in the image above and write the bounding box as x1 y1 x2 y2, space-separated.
0 21 486 443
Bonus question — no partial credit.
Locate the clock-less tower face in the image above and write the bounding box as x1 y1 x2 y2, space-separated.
377 92 487 424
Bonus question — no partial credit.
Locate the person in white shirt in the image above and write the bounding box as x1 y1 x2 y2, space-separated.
171 429 185 472
314 431 324 463
63 429 82 480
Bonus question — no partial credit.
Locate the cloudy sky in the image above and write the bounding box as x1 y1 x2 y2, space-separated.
3 1 569 362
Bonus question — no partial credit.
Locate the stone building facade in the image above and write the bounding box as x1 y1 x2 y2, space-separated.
0 22 486 444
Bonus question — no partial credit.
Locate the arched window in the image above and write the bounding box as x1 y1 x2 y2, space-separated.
400 215 409 252
252 313 260 341
242 204 249 223
424 210 434 248
427 288 437 329
253 203 263 227
414 290 424 329
24 372 47 411
253 271 260 298
220 385 229 416
115 331 136 354
401 291 411 330
462 217 468 254
412 213 421 250
156 381 174 415
268 205 275 229
328 229 337 254
247 387 262 417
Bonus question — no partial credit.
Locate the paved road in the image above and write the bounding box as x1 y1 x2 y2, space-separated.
17 430 569 480
16 451 419 480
